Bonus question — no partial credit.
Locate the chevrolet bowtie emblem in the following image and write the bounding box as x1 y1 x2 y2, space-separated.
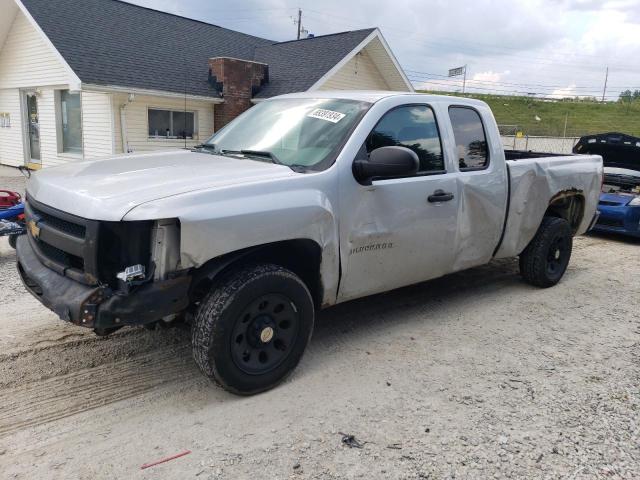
28 220 40 239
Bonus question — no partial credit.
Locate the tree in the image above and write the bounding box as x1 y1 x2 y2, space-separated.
619 90 633 103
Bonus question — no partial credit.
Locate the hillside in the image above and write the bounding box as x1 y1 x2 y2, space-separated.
417 91 640 138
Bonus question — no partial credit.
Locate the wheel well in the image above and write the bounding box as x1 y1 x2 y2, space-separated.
545 191 585 233
190 239 324 308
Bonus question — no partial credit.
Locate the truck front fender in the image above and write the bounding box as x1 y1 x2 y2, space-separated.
123 187 340 306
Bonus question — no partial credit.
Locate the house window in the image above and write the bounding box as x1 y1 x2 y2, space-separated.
148 109 195 139
0 113 10 128
57 90 82 153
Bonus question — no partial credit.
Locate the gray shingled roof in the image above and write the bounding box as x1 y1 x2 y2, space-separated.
20 0 376 99
253 29 375 98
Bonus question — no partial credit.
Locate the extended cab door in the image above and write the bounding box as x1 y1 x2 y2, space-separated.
445 105 508 271
337 103 460 302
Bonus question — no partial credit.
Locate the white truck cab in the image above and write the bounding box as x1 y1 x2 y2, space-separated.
17 92 602 394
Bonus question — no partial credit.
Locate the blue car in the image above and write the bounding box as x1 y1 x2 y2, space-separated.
573 132 640 238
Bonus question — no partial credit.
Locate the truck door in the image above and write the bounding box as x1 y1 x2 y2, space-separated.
446 106 508 271
337 104 460 302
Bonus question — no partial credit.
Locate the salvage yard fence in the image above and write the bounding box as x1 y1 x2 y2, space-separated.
498 124 580 155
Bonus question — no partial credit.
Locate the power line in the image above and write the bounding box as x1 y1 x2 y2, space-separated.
386 38 640 72
405 69 638 92
409 78 622 99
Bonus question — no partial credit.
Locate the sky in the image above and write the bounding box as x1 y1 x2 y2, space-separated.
127 0 640 100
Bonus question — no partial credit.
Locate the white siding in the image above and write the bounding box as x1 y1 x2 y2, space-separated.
317 35 410 93
37 88 64 167
111 93 215 154
362 37 410 91
0 87 75 168
82 91 114 158
0 87 23 166
320 50 390 91
0 9 73 89
0 7 81 167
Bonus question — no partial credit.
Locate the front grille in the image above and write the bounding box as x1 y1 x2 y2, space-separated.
30 203 86 238
25 196 99 285
597 217 624 228
37 240 85 270
24 196 153 288
599 200 623 207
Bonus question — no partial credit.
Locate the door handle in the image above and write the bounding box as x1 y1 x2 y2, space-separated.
428 189 454 203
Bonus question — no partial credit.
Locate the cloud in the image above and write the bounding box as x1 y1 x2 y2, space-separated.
550 84 578 98
472 71 505 83
125 0 640 99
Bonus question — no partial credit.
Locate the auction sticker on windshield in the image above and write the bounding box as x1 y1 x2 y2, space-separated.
307 108 346 123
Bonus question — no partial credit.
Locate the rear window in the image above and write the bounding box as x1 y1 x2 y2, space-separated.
449 107 489 170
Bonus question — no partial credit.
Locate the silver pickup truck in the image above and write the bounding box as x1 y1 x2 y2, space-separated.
16 91 602 395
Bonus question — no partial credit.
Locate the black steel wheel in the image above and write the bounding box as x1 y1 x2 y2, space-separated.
519 216 573 288
230 293 300 375
192 264 314 395
545 234 571 278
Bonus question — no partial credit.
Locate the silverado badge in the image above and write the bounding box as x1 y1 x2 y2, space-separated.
28 219 40 239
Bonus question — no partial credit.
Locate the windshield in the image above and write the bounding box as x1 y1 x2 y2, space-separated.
204 98 370 171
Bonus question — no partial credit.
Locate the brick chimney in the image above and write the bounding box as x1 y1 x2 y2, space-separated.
208 57 269 130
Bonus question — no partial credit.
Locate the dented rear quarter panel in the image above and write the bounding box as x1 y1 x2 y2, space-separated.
495 154 603 258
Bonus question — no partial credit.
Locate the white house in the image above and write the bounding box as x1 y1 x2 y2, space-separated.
0 0 413 169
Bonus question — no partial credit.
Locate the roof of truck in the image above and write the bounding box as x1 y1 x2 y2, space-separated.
267 90 490 106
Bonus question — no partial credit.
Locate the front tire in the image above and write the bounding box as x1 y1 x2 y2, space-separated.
519 216 573 288
192 264 314 395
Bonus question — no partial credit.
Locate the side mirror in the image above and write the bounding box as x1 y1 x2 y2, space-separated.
353 146 419 184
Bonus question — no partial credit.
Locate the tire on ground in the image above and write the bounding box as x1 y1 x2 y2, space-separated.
192 263 314 395
519 216 573 288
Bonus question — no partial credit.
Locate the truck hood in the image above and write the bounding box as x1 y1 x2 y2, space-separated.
27 150 295 220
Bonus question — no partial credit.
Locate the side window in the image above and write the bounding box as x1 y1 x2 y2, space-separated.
366 105 444 173
449 107 489 170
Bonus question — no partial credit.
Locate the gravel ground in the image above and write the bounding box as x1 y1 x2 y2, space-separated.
0 169 638 479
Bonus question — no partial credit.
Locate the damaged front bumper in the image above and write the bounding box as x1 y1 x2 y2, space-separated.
16 235 191 329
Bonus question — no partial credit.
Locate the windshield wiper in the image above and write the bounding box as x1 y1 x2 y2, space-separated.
240 149 281 163
241 150 308 173
193 143 218 153
218 149 308 173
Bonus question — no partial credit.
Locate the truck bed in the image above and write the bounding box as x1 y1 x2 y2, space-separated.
495 153 603 258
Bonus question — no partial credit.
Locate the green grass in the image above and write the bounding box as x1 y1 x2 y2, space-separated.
417 90 640 138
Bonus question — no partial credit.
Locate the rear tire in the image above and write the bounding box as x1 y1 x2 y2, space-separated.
192 264 314 395
8 234 18 249
519 216 573 288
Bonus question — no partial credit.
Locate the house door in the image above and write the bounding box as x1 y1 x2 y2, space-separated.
25 93 41 164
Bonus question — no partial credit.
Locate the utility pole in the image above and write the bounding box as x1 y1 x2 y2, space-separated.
602 66 609 102
297 8 302 40
462 64 467 94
